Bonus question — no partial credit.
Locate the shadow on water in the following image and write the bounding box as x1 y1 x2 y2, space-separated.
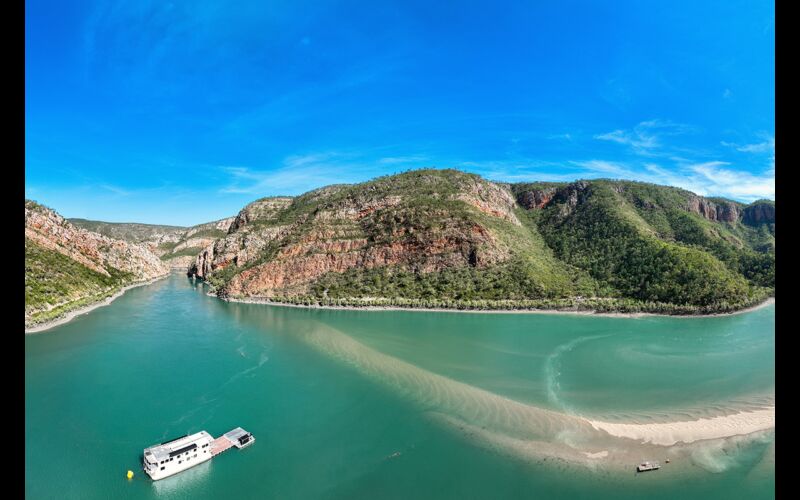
150 459 213 497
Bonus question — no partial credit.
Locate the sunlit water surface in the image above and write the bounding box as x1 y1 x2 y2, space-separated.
25 274 774 499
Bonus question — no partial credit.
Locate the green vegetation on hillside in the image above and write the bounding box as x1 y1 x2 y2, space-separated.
161 246 207 260
197 170 774 314
265 290 771 315
531 182 759 306
311 259 596 302
25 239 133 323
68 218 186 243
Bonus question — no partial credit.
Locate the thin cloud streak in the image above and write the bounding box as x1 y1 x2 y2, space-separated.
218 152 391 195
594 119 696 157
721 133 775 154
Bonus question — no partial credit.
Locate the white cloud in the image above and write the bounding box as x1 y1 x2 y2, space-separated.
561 158 773 202
594 119 693 157
736 139 774 154
218 152 386 195
455 160 577 183
688 162 774 200
98 184 131 196
378 155 429 165
721 133 774 154
594 129 658 152
569 160 629 176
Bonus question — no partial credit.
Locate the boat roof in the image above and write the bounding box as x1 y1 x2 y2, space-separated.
144 431 212 462
223 427 251 442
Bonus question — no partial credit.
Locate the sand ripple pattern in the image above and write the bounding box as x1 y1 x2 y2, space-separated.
299 321 774 469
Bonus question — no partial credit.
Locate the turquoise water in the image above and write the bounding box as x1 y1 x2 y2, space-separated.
25 274 774 499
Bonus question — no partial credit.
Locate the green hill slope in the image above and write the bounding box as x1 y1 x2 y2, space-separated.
25 201 169 327
190 170 773 314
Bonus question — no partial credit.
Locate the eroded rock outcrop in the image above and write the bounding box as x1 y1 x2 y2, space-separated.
26 201 169 280
517 187 558 210
686 196 741 223
513 181 591 216
25 200 170 327
68 216 237 269
190 171 514 297
743 202 775 225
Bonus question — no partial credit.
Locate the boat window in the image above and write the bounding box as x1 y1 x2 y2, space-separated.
160 467 165 471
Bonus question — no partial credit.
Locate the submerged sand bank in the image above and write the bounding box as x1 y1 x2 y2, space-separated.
295 320 775 473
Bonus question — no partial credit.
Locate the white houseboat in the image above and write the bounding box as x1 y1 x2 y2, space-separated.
143 431 214 480
142 427 255 480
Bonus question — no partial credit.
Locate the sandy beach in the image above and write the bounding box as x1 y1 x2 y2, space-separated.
25 274 170 334
587 406 775 446
221 294 774 319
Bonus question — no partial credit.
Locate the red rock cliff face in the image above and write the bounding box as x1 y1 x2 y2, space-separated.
516 187 558 210
223 222 498 297
25 202 169 280
514 182 592 214
190 197 295 279
686 196 741 223
743 202 775 225
159 217 236 269
456 178 521 225
190 174 515 297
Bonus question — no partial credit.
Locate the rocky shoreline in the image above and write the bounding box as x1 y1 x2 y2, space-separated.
217 291 774 319
25 274 170 334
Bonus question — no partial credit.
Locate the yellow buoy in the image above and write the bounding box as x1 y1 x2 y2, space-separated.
127 470 134 479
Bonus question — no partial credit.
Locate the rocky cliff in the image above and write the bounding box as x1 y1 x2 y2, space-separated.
743 200 775 226
190 169 774 311
189 172 522 298
26 200 170 326
70 216 235 269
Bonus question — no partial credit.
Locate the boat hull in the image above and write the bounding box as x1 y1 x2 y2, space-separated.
144 452 213 481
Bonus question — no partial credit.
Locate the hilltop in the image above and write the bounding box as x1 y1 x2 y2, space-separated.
188 169 774 314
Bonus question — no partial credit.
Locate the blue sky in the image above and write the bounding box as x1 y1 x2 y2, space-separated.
26 0 774 226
